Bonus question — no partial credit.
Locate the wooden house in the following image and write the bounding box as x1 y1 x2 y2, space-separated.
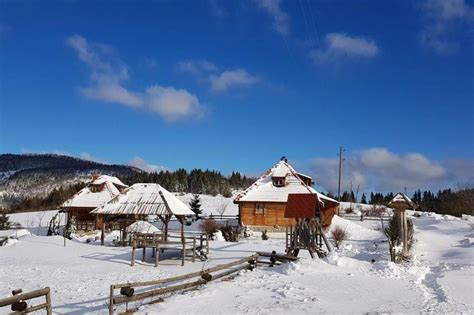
234 159 339 228
62 175 128 229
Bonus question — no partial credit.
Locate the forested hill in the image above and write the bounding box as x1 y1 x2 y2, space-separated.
0 153 255 212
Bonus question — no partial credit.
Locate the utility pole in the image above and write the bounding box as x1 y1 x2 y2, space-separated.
337 146 345 215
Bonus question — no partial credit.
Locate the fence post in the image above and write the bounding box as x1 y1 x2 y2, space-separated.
192 237 196 263
109 285 114 315
45 287 52 315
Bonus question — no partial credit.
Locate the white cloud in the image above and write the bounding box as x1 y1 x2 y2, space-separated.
176 60 218 76
81 82 143 107
254 0 290 36
146 86 203 122
68 35 203 121
176 60 259 92
309 147 472 194
310 33 379 64
79 152 104 163
128 157 167 173
419 0 474 54
210 69 260 92
67 35 143 107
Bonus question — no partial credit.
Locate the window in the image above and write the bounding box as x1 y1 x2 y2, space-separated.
272 177 285 187
255 203 265 214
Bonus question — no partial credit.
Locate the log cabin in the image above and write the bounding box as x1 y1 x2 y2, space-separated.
234 159 339 228
62 175 128 229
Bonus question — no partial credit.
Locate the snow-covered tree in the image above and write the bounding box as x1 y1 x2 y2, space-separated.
0 210 10 230
63 216 76 239
189 194 202 218
47 213 61 236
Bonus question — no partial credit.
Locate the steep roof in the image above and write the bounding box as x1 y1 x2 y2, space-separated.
62 175 126 208
234 160 338 205
91 183 195 216
90 175 127 188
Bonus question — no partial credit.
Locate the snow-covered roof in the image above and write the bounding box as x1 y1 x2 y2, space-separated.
388 192 416 209
272 162 290 177
90 175 127 188
234 160 338 204
62 180 123 208
91 183 195 216
126 221 161 234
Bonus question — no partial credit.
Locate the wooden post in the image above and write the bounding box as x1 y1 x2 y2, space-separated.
164 216 169 242
399 207 408 257
131 242 136 266
176 216 185 266
45 287 52 315
101 221 105 246
192 237 196 263
109 285 114 315
155 245 159 267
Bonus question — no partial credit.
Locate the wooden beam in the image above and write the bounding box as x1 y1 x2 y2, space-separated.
113 254 259 289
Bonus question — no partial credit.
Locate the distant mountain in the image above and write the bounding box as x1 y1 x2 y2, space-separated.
0 153 256 212
0 154 141 207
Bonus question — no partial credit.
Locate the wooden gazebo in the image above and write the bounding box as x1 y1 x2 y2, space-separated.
91 183 205 266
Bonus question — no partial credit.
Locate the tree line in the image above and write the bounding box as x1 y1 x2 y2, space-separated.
325 188 473 216
121 169 255 197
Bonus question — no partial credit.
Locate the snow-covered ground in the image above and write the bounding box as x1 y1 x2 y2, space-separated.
1 203 473 314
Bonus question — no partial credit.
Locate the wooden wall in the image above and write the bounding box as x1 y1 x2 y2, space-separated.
239 201 338 227
69 207 96 222
239 202 296 227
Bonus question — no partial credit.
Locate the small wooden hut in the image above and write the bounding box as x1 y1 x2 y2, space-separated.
234 159 339 228
62 175 128 229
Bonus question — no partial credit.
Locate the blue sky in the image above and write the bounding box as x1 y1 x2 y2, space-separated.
0 0 473 193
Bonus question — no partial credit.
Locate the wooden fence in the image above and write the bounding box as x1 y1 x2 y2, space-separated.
341 214 393 222
0 287 52 314
109 254 259 314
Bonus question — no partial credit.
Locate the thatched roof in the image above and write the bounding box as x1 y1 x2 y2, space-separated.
91 183 194 216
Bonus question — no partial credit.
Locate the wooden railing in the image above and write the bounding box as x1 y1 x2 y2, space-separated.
0 287 52 314
109 254 259 314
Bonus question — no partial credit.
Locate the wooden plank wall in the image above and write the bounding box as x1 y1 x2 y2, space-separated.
239 202 339 227
239 202 296 227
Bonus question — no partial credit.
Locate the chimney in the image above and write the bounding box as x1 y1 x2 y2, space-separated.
92 174 99 181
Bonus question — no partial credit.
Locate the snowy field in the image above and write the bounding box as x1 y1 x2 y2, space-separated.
0 201 473 314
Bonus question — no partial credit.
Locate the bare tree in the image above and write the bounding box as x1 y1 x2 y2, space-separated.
37 212 46 235
215 199 230 219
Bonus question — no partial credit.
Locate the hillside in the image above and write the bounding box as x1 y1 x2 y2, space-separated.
0 154 141 208
0 154 255 212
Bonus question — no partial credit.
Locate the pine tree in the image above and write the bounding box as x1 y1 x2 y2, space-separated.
63 216 76 239
361 193 367 204
47 213 60 236
189 194 202 218
0 210 10 230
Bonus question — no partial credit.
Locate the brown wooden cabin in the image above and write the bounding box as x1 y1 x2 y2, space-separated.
234 159 339 228
62 175 128 230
